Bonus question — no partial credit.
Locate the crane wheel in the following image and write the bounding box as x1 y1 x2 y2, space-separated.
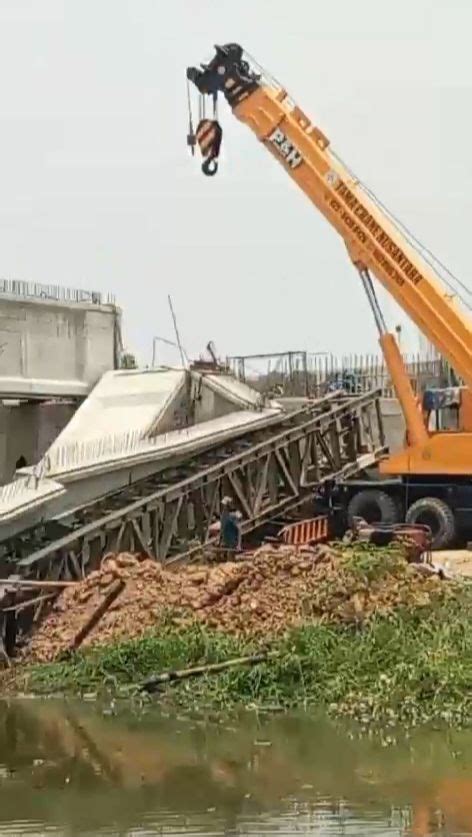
347 489 400 527
405 497 456 550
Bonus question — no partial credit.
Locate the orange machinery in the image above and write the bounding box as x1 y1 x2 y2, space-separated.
186 44 472 546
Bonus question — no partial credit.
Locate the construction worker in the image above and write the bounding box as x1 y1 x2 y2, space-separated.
219 496 242 553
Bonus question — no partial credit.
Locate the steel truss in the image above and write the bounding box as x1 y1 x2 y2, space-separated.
5 390 384 590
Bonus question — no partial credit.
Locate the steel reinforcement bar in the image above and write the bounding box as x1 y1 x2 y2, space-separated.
8 389 384 585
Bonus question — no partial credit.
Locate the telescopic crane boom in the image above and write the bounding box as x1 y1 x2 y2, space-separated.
187 43 472 480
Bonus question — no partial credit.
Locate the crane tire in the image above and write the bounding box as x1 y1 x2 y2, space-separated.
347 489 400 527
405 497 456 550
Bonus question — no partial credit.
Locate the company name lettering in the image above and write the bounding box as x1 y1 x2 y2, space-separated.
330 181 423 288
268 128 303 169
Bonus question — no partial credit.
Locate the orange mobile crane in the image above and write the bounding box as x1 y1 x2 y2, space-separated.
187 44 472 548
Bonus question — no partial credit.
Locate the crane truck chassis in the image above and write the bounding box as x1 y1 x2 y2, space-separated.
328 474 470 549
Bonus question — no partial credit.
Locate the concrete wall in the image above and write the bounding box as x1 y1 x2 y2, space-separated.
0 401 76 483
194 388 247 424
0 293 120 398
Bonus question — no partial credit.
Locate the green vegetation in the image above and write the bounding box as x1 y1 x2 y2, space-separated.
18 586 472 729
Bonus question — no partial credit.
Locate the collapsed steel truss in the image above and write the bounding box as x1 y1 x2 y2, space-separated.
7 390 384 587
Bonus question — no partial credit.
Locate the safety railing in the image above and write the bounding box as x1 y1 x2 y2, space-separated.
227 350 453 399
0 278 115 306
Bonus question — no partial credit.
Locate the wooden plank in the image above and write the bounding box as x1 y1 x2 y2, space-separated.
67 579 126 653
0 579 77 589
142 652 272 692
3 594 56 614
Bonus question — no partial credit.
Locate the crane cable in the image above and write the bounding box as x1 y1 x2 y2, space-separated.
186 78 196 155
329 154 472 312
245 49 472 311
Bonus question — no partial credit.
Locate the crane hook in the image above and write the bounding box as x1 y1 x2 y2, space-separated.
195 118 223 177
202 156 218 176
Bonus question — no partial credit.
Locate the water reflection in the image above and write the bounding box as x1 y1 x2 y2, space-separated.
0 698 471 835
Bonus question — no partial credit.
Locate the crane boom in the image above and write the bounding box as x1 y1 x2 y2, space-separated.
187 44 472 393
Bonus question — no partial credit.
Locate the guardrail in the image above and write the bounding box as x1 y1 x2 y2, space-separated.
0 278 116 306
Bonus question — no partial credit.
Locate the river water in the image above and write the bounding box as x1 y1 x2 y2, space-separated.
0 699 472 836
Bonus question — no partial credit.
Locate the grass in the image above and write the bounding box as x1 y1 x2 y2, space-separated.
16 586 472 729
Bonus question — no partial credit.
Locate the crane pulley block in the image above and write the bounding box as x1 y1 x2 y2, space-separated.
194 118 223 176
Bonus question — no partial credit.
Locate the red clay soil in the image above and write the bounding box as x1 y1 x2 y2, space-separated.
23 543 446 663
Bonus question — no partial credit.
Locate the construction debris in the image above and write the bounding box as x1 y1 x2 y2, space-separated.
349 520 432 562
0 579 77 590
141 652 272 693
2 594 56 614
67 578 126 654
22 543 447 664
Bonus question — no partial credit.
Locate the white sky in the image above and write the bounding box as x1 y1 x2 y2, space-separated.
0 0 470 365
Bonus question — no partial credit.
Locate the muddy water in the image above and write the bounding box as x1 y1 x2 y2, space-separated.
1 700 472 836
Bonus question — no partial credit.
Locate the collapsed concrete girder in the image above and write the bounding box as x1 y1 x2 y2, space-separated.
13 391 385 579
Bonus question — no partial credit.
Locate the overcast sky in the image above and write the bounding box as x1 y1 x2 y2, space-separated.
0 0 470 366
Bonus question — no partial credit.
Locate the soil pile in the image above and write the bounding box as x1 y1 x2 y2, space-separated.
24 544 447 663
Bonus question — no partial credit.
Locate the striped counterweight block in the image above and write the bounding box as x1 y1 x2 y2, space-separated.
279 515 329 546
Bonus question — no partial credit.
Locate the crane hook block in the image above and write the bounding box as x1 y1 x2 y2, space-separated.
195 118 222 176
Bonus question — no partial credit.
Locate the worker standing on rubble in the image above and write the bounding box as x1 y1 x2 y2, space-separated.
220 496 242 554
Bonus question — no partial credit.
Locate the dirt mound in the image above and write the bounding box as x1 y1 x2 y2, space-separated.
23 544 446 663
